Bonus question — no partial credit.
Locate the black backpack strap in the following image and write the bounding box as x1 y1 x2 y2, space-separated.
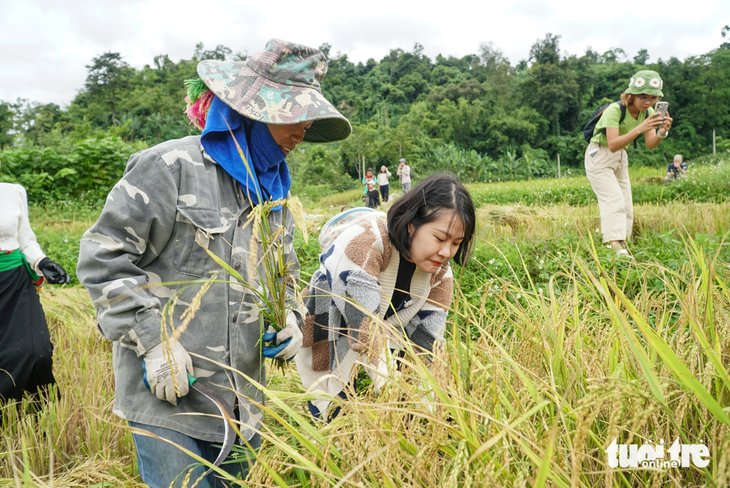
618 101 627 124
599 102 624 148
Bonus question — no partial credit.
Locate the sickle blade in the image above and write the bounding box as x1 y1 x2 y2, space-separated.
191 381 237 467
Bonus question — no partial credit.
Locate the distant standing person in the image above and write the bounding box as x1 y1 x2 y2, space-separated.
378 165 392 203
584 70 672 257
366 178 380 208
397 158 411 193
0 183 71 402
362 167 377 205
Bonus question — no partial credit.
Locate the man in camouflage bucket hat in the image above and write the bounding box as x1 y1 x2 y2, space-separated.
77 39 350 487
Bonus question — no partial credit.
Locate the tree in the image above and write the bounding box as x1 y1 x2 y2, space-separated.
85 52 132 124
0 101 15 148
582 47 601 64
602 47 628 64
153 54 175 71
722 25 730 49
479 42 509 72
429 79 485 103
634 49 650 65
674 49 730 145
396 72 429 103
193 43 232 61
318 43 332 59
529 33 561 65
482 106 544 154
385 47 432 85
521 62 580 136
431 65 462 86
339 123 381 179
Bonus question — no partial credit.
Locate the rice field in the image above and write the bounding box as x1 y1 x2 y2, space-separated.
2 164 729 487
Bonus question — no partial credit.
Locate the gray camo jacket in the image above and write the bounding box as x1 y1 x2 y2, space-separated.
77 135 302 442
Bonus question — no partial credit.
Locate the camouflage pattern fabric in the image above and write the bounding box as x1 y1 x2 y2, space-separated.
77 136 303 443
198 39 352 143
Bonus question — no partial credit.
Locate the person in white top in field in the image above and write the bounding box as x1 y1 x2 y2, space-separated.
377 165 392 203
0 182 70 403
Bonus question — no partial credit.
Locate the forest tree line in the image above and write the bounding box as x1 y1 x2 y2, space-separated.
1 33 729 202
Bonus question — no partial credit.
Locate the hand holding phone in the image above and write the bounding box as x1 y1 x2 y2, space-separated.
654 101 669 119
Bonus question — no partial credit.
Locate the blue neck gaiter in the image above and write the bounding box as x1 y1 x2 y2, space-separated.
201 96 291 206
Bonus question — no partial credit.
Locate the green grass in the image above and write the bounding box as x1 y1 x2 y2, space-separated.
466 159 730 207
3 158 729 486
27 202 100 286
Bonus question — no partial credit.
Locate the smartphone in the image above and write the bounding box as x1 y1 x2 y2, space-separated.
654 101 669 118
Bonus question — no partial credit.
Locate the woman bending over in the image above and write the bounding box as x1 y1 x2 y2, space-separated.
296 172 476 419
585 70 672 256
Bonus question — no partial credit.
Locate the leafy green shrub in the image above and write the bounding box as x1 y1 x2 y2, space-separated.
27 203 101 286
0 135 146 204
289 143 356 202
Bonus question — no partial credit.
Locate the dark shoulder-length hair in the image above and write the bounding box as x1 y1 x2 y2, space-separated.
387 172 476 266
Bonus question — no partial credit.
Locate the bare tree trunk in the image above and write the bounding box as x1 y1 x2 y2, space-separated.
713 129 716 155
557 153 561 178
356 151 362 180
109 88 117 126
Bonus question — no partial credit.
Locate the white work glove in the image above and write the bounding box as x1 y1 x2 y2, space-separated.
369 358 389 396
143 339 194 405
366 349 394 396
417 380 436 415
261 313 303 361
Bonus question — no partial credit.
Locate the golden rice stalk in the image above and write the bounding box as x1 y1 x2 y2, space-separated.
247 206 264 282
285 195 309 245
175 275 218 342
153 275 218 397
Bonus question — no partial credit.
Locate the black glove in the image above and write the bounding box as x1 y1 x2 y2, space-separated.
38 258 71 284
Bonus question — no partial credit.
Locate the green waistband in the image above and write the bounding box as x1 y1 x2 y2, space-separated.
0 250 42 282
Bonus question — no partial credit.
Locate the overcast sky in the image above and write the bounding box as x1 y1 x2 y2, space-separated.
1 0 727 106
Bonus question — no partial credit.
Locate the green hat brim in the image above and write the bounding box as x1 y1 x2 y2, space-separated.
625 86 664 97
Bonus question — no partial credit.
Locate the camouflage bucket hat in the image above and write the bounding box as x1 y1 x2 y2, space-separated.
197 39 352 143
625 70 664 97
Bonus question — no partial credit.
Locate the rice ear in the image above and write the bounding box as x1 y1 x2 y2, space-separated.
285 196 309 245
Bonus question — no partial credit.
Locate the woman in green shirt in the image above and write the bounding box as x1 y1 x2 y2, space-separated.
585 70 673 256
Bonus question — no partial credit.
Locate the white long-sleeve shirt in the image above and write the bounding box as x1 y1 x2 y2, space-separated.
377 169 391 186
0 183 45 271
